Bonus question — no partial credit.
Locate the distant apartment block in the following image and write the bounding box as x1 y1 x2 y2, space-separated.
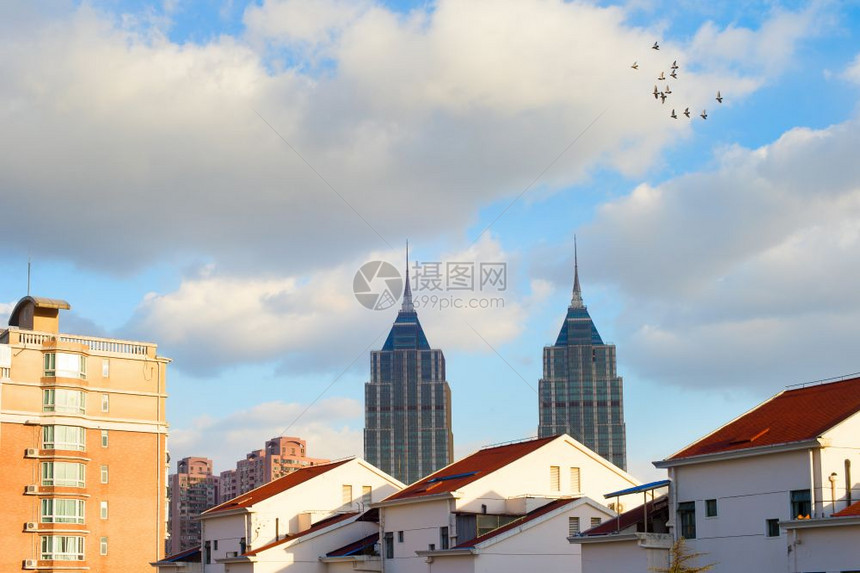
168 457 220 555
219 436 328 501
0 296 170 571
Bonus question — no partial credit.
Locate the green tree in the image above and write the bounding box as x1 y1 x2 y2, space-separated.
651 538 716 573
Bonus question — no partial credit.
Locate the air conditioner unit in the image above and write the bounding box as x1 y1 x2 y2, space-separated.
24 522 38 531
25 485 38 494
25 448 38 458
23 560 38 570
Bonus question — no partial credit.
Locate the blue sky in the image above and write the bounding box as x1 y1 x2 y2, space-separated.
2 0 860 481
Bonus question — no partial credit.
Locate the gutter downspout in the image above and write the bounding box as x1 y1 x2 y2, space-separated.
808 449 817 518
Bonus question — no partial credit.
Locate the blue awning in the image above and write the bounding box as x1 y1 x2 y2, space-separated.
604 479 671 498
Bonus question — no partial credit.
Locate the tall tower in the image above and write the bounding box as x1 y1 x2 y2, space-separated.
364 248 454 485
538 241 627 469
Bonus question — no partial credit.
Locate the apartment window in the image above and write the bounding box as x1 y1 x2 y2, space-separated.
100 465 109 484
102 359 110 378
705 499 718 517
570 467 581 492
42 425 86 451
440 526 449 550
204 541 211 564
342 484 353 505
100 501 108 519
214 540 218 550
41 462 85 487
44 352 86 379
384 532 394 559
100 537 108 556
590 517 602 528
101 394 110 412
43 389 86 414
550 465 561 492
677 501 696 539
40 499 85 524
397 531 404 543
101 430 109 448
791 490 811 519
40 535 85 561
766 518 780 537
362 485 372 506
568 516 580 536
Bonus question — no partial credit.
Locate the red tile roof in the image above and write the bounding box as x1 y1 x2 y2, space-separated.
581 495 668 536
384 436 558 502
454 497 580 548
832 500 860 517
203 459 351 514
243 512 359 556
326 533 379 557
668 377 860 461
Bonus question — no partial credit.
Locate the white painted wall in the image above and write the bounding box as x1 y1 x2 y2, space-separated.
787 523 860 573
581 540 645 573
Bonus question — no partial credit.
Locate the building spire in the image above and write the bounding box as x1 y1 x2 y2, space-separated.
402 240 414 312
570 235 584 309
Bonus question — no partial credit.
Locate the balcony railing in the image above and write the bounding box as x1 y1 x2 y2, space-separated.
1 328 155 357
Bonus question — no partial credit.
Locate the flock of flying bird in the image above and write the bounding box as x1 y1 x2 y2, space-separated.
631 41 723 120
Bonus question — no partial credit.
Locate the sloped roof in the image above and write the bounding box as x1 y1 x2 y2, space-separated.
383 436 558 502
203 458 351 515
381 310 431 351
581 495 668 536
455 497 580 548
326 533 379 557
554 306 604 346
156 546 201 563
243 512 359 556
833 500 860 517
667 377 860 461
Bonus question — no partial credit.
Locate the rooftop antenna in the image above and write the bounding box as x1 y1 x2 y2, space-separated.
27 257 31 296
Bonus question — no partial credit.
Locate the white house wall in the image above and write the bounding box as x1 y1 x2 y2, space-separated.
788 524 860 573
819 415 860 514
382 499 453 571
581 540 646 573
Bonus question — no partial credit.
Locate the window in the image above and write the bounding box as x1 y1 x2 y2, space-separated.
397 531 404 543
100 501 108 519
550 465 561 492
100 537 108 556
440 526 449 550
40 499 85 524
240 537 246 554
791 490 811 519
100 465 109 484
101 430 109 448
384 532 394 559
101 394 110 412
214 540 218 550
677 501 696 539
41 462 85 487
44 352 86 379
42 425 86 451
590 517 602 528
342 484 353 505
41 535 85 560
204 541 211 564
568 516 580 536
705 499 718 517
766 518 780 537
570 467 581 492
362 485 372 506
43 389 86 414
102 359 110 378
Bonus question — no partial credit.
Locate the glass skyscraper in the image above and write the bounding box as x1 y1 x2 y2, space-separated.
364 266 453 485
538 245 627 470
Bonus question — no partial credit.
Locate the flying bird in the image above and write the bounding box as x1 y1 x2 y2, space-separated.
657 71 666 81
716 91 723 103
664 84 672 94
652 41 660 50
660 92 667 104
683 107 690 118
670 70 678 79
653 85 659 99
671 109 677 119
700 109 708 120
631 61 639 70
671 60 679 70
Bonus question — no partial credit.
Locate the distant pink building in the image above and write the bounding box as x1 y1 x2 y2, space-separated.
218 436 329 502
167 457 220 555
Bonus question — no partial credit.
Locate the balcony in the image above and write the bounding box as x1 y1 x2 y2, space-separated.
1 328 156 358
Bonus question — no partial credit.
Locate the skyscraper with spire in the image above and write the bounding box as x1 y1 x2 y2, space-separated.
538 241 627 470
364 248 454 485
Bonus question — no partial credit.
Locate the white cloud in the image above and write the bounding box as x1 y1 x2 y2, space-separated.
581 115 860 389
843 53 860 85
168 397 363 472
0 0 804 276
